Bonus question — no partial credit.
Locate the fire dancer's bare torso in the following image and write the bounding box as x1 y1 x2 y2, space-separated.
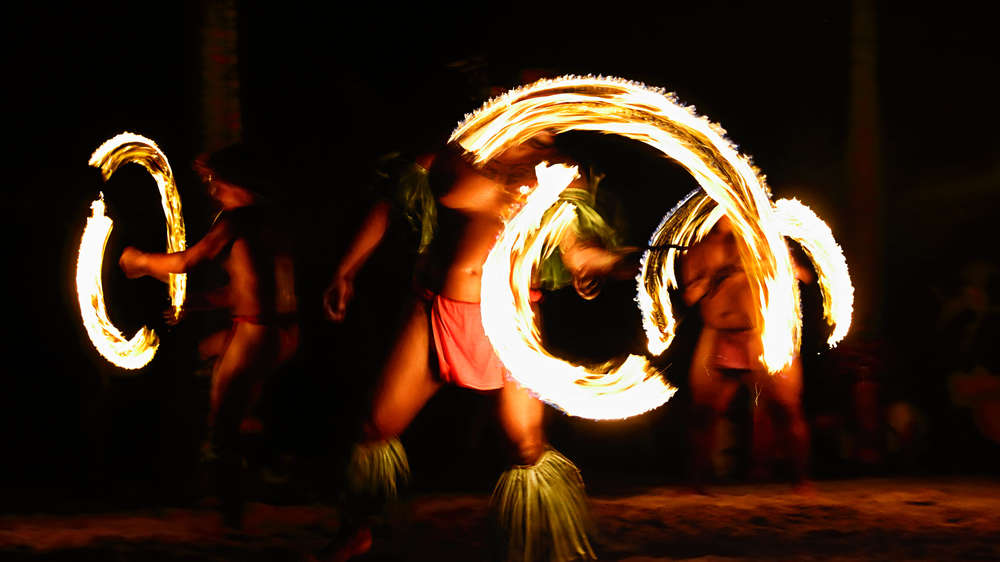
421 138 565 303
215 212 296 325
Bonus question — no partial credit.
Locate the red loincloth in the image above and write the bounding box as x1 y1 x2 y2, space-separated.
428 294 507 391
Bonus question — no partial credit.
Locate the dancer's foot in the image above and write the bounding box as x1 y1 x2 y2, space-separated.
793 479 816 497
310 527 373 562
685 471 713 496
686 483 713 496
748 463 773 483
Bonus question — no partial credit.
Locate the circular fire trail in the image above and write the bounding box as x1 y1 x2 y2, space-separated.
453 76 852 419
76 133 187 369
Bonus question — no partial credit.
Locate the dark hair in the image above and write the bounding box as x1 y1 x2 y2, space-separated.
204 143 280 200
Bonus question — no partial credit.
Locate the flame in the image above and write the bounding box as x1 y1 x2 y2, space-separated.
76 133 187 369
481 163 676 419
641 191 854 357
455 76 851 419
75 195 159 369
773 198 853 347
639 189 724 356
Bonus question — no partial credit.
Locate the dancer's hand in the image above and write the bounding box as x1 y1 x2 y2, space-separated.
323 275 354 322
572 275 603 301
568 246 640 300
119 246 146 279
161 306 187 326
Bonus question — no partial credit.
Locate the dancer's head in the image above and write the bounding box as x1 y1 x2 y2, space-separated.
194 143 278 207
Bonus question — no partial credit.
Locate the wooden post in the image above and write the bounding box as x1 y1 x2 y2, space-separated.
201 0 242 153
846 0 884 337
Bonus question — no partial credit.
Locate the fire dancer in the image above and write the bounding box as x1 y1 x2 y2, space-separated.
319 133 635 561
680 216 812 492
119 144 299 527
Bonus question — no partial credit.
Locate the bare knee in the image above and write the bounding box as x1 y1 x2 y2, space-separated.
498 380 546 465
499 406 545 465
363 414 403 443
512 436 545 466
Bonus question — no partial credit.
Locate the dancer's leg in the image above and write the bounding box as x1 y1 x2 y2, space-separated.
493 378 595 561
365 299 442 441
497 374 545 465
689 328 741 491
209 322 276 527
321 300 441 562
758 357 810 489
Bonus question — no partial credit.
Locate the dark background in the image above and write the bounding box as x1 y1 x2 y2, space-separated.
3 1 997 511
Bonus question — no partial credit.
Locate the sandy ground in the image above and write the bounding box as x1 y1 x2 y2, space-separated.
2 477 998 561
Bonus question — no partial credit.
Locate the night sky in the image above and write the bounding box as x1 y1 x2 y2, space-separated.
4 2 998 506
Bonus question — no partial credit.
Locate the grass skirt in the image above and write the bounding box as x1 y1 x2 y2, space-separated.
491 449 596 561
346 438 410 505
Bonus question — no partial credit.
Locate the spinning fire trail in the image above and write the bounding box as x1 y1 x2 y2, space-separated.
76 133 187 370
454 76 853 420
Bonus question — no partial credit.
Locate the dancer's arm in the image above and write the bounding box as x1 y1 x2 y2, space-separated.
119 218 235 282
324 200 392 322
559 229 639 300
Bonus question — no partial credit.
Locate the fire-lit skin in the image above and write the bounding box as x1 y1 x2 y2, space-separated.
324 135 635 465
320 137 633 560
318 75 852 556
119 157 299 493
681 216 812 491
